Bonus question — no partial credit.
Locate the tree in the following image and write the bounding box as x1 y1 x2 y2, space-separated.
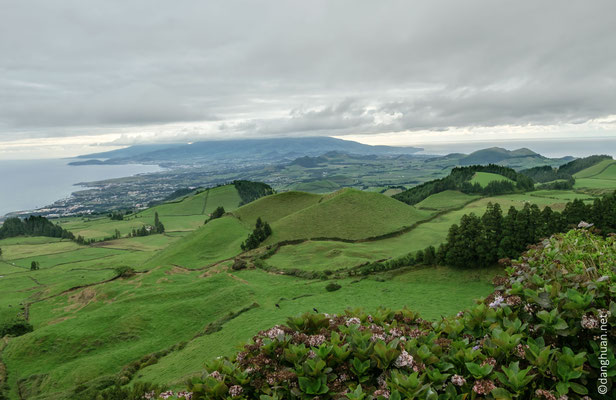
481 202 503 265
241 217 273 251
30 261 40 271
423 246 436 265
154 212 165 234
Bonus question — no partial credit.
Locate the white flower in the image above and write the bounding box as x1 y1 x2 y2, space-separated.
264 326 285 340
394 350 414 368
210 371 223 381
581 314 599 329
229 385 243 397
451 375 466 386
489 295 504 308
307 334 326 347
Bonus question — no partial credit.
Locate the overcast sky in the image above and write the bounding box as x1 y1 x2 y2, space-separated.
1 0 615 158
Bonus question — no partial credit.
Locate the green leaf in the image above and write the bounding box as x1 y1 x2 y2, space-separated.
465 362 493 379
556 381 569 396
491 387 513 400
569 381 588 395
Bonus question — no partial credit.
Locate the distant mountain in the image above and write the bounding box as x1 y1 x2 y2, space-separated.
76 143 186 160
459 147 543 165
73 137 422 166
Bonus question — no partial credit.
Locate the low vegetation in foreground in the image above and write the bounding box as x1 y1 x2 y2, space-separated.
131 229 615 400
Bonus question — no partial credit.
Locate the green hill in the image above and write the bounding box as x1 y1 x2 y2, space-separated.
267 188 432 242
415 190 479 211
145 216 249 269
469 171 514 187
57 183 273 240
232 191 322 227
574 159 616 189
458 146 542 165
141 184 242 218
393 164 534 205
573 158 616 179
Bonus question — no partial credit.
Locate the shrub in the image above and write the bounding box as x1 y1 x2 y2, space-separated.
205 206 226 224
231 259 247 271
113 266 136 278
0 318 33 337
165 229 615 400
325 282 342 292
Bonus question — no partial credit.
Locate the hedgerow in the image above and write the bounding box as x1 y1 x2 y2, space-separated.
149 229 615 399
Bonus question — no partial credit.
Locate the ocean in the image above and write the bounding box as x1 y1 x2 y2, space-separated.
0 159 162 217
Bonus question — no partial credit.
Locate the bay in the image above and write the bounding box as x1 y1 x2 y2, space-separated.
0 159 162 217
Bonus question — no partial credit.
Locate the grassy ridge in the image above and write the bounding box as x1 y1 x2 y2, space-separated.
267 189 432 242
415 190 479 211
264 190 598 273
232 191 322 227
142 185 242 218
469 171 513 187
572 158 615 178
573 160 616 189
57 185 243 240
144 217 249 269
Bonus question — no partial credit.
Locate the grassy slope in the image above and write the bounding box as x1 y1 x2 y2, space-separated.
232 191 322 227
144 217 250 269
58 185 243 240
135 266 499 388
3 264 498 398
267 189 432 242
142 185 242 218
4 180 616 399
574 160 616 189
415 190 479 211
469 171 514 187
265 190 599 272
572 159 615 178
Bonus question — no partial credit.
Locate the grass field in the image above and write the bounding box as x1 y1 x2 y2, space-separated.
57 185 244 240
573 160 616 189
469 172 513 187
142 185 243 218
144 217 250 269
573 159 616 178
265 191 601 272
232 191 322 227
1 264 498 398
415 190 479 211
3 180 616 399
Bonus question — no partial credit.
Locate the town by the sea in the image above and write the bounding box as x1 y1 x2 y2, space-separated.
0 159 162 217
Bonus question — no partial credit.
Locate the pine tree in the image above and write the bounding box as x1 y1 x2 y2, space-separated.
481 202 503 265
423 246 436 265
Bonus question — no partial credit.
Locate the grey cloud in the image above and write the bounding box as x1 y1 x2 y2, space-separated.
1 0 615 141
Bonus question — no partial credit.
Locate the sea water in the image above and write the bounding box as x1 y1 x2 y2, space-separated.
0 159 162 217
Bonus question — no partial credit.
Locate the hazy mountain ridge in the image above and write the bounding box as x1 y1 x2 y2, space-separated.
72 137 423 166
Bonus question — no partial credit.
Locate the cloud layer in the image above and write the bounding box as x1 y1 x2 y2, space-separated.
1 0 615 147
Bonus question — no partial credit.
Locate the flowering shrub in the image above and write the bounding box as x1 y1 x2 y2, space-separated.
158 230 615 399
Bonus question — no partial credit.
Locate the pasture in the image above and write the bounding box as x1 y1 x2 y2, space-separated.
1 177 614 399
